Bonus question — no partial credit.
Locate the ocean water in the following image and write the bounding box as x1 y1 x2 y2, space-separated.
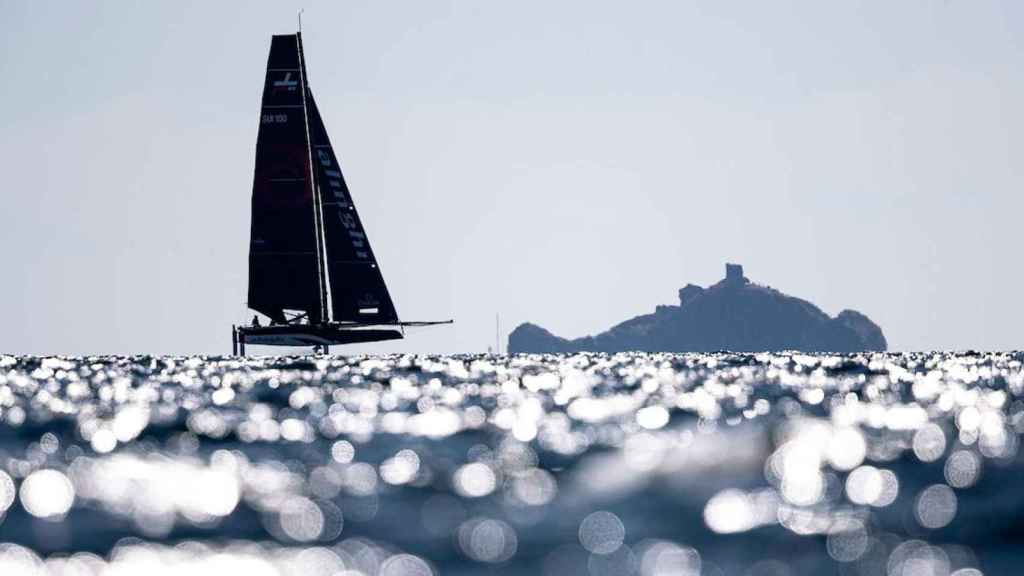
0 352 1021 576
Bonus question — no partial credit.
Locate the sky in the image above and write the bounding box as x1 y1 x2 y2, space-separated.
1 0 1022 355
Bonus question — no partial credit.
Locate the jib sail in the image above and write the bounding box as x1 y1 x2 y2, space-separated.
247 34 324 323
307 93 399 323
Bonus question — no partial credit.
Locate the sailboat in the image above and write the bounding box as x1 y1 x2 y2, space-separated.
232 32 450 354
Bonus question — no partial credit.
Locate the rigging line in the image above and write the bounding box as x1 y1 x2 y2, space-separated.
308 103 336 323
296 32 328 324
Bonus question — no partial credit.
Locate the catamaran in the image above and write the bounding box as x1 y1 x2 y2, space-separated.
232 32 450 354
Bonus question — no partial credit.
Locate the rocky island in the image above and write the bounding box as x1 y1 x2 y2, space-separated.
508 264 887 353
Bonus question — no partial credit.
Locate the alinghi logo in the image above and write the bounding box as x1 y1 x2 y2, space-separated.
272 73 298 92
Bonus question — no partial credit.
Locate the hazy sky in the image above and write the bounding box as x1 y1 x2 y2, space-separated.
1 0 1022 355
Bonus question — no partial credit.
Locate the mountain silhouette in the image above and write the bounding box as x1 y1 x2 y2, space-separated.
508 264 887 353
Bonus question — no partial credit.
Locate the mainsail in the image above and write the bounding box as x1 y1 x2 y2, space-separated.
248 33 398 326
248 34 323 323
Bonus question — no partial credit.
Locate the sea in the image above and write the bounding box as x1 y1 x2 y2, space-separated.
0 352 1020 576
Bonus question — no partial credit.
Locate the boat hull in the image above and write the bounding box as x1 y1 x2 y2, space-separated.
236 324 403 347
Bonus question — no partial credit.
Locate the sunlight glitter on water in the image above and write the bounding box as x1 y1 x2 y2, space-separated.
0 351 1021 574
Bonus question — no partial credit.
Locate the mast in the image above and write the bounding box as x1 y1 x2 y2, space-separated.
296 32 330 324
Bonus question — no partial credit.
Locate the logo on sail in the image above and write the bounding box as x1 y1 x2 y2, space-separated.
272 72 298 93
315 147 369 260
358 293 381 307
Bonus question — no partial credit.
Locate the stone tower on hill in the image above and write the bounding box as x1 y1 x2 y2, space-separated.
508 264 887 354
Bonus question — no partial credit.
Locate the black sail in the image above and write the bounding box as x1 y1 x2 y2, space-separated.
247 34 323 323
307 93 399 323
